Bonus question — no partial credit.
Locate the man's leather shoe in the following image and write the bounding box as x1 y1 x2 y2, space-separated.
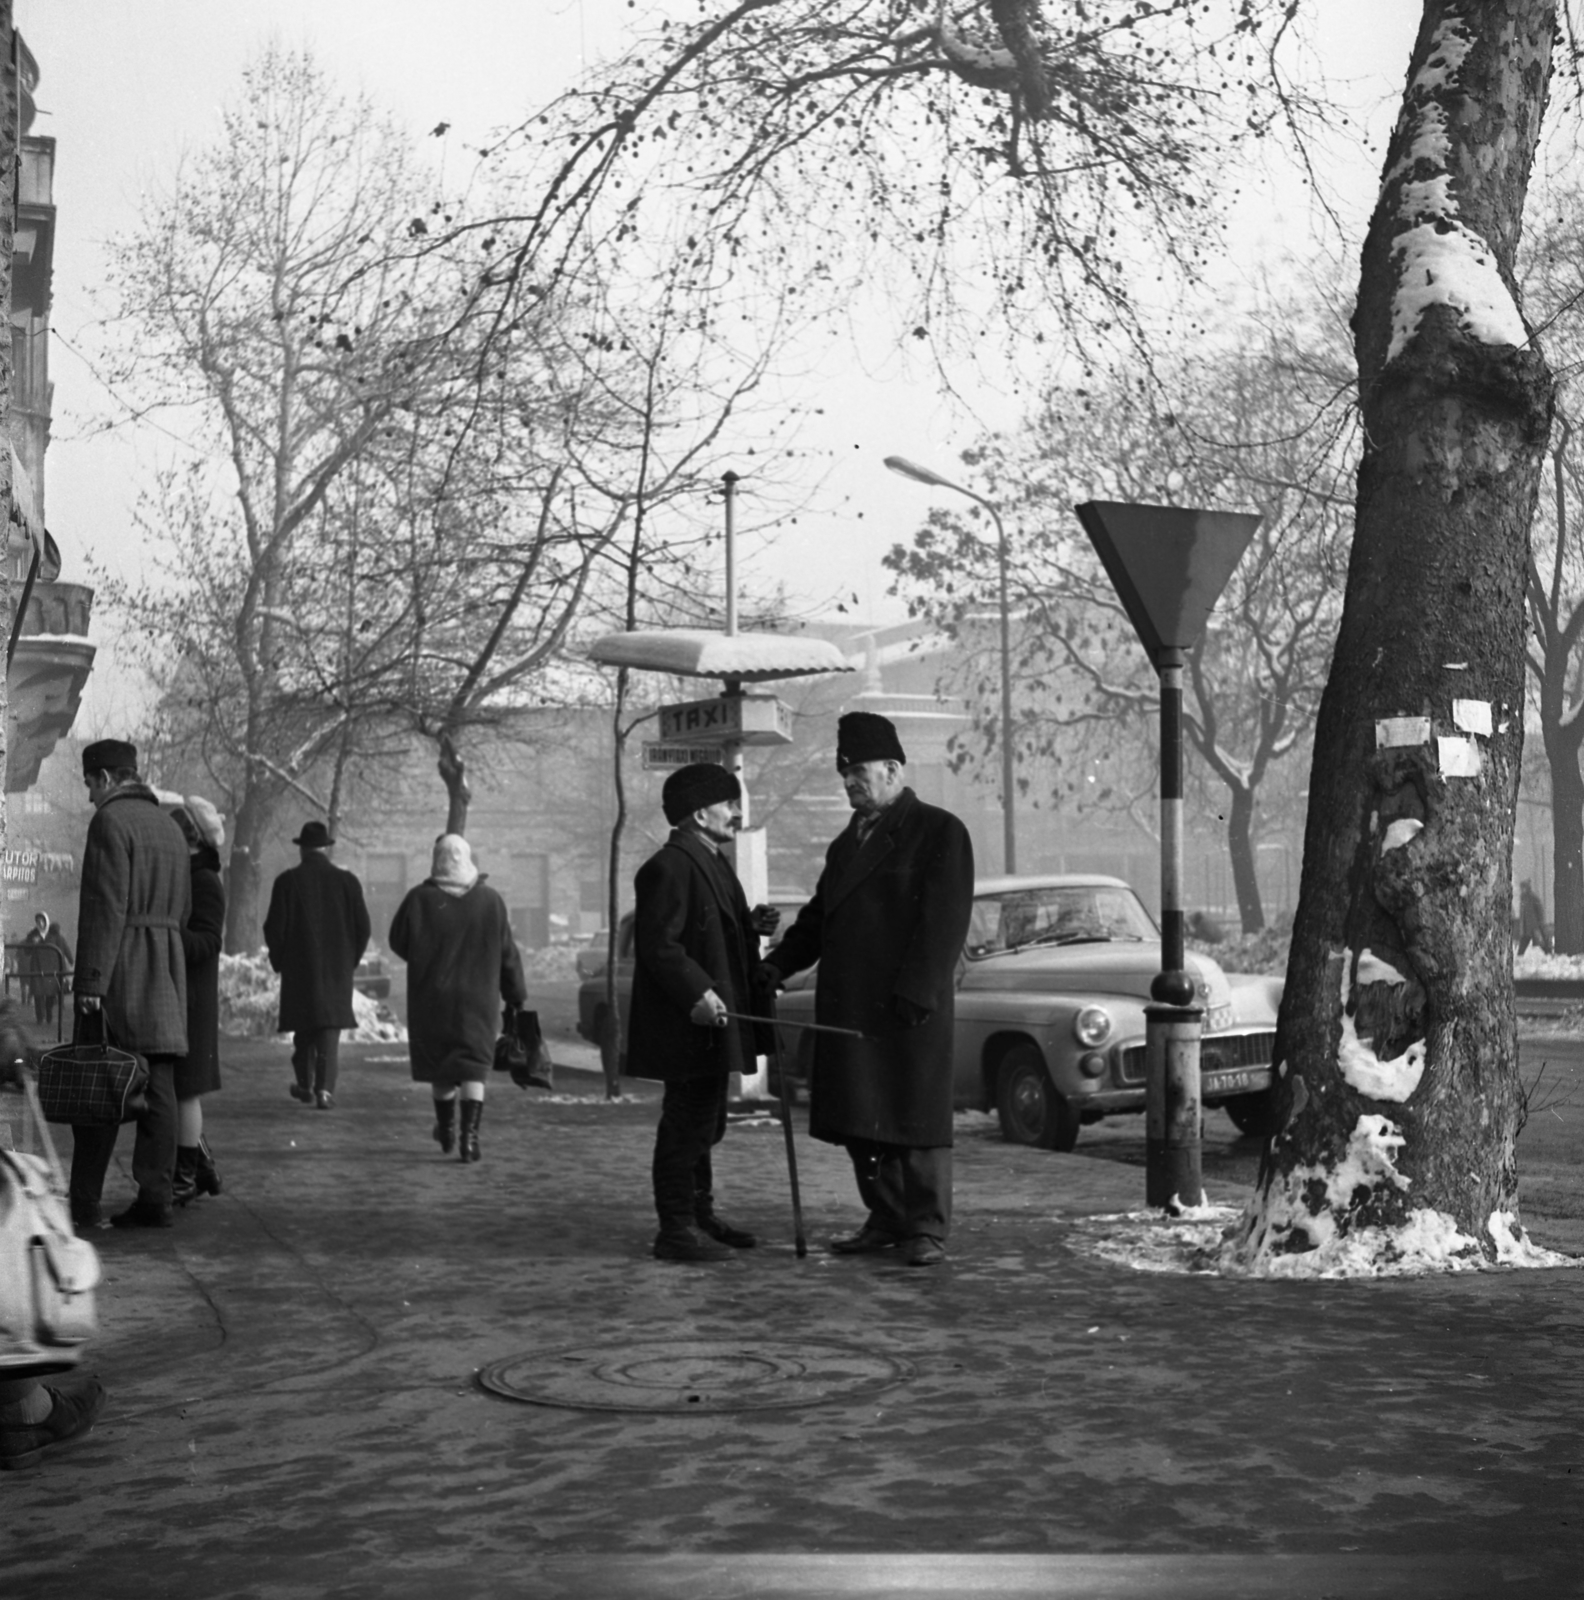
653 1225 733 1262
695 1211 756 1249
110 1198 174 1230
289 1082 313 1103
902 1235 946 1267
0 1378 107 1470
828 1225 902 1255
315 1091 335 1110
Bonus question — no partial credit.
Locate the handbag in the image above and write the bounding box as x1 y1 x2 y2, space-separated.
35 1009 148 1126
0 1068 101 1374
493 1004 554 1091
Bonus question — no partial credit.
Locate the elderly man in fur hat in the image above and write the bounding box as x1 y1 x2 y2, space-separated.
629 763 780 1262
759 711 975 1266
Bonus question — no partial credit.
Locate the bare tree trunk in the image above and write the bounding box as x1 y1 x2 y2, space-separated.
1225 784 1265 935
601 668 631 1100
226 786 270 954
438 730 470 836
1229 1 1556 1271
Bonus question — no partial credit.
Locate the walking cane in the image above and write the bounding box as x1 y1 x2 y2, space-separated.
766 999 807 1259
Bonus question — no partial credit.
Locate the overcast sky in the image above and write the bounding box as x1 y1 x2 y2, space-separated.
17 0 1422 712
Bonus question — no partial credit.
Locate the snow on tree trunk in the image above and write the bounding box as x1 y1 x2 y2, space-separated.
1223 2 1561 1275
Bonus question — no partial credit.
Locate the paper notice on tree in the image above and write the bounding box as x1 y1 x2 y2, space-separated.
1438 735 1481 777
1375 717 1430 748
1453 699 1493 737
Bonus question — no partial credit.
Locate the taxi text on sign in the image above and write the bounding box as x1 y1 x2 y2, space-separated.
656 694 793 746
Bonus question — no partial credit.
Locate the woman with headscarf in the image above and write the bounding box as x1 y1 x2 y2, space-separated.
166 797 227 1205
388 835 528 1163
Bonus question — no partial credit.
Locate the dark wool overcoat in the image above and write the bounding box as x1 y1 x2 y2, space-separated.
175 846 225 1098
766 788 974 1148
627 830 771 1083
75 784 192 1056
388 876 527 1085
263 853 371 1031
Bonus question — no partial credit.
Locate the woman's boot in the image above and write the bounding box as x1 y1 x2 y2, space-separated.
458 1100 482 1164
172 1147 199 1207
433 1096 457 1154
193 1135 222 1198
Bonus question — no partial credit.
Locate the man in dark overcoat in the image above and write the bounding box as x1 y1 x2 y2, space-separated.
263 820 370 1110
629 763 778 1262
760 711 974 1267
67 739 193 1230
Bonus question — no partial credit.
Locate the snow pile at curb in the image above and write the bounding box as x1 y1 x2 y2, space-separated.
218 950 406 1042
1067 1207 1242 1274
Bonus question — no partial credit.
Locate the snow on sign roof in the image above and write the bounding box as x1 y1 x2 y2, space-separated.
586 629 854 683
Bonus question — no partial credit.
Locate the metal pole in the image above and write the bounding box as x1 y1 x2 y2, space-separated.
1144 647 1203 1210
722 470 739 639
989 502 1016 875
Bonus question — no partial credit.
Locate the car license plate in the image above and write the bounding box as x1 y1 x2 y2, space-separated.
1207 1068 1258 1092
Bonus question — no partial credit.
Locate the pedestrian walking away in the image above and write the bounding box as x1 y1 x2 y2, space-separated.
759 711 974 1267
387 834 527 1164
19 911 72 1032
629 762 780 1263
66 739 192 1231
166 798 227 1206
263 819 371 1110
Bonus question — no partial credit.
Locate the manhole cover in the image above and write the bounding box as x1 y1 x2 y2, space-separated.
478 1338 913 1413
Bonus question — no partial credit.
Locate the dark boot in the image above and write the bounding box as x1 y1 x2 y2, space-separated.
432 1097 456 1154
193 1135 222 1198
172 1147 199 1208
458 1099 482 1164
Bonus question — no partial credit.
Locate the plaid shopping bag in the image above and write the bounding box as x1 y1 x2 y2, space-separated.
35 1042 147 1125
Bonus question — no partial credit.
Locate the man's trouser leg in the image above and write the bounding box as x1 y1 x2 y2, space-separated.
69 1125 119 1221
129 1056 179 1207
846 1139 952 1242
291 1031 315 1096
314 1027 342 1095
652 1074 727 1229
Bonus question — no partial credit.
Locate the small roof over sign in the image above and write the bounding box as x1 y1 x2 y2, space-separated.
586 628 854 683
1073 501 1261 661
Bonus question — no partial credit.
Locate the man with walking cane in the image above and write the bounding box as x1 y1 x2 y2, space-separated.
629 763 780 1262
757 712 974 1267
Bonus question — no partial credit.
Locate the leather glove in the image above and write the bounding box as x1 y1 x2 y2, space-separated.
75 993 102 1014
750 903 782 937
753 962 784 995
690 989 729 1028
892 995 931 1028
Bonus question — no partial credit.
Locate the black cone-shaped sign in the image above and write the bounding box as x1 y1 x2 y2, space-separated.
1074 501 1262 661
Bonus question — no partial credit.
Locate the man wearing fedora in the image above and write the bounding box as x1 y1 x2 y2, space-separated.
68 738 192 1230
263 820 370 1109
629 763 780 1262
759 711 974 1266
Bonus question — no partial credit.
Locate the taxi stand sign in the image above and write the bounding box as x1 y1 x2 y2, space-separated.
640 745 727 771
1073 499 1261 1213
656 692 793 747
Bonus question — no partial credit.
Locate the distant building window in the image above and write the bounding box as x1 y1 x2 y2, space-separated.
21 790 52 814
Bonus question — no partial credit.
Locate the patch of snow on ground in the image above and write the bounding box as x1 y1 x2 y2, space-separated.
1066 1208 1242 1274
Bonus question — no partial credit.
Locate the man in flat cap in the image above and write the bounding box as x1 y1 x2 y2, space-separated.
68 739 192 1229
759 711 974 1266
263 820 370 1109
629 762 780 1262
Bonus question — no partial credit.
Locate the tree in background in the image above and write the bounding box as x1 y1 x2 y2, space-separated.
887 309 1355 933
1518 182 1584 952
98 47 476 948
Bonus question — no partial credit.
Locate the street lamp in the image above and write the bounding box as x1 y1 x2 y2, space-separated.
884 454 1017 874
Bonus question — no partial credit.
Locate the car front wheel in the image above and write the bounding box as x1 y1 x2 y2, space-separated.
996 1044 1081 1152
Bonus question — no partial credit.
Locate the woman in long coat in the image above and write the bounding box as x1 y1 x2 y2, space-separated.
388 835 527 1164
167 799 226 1205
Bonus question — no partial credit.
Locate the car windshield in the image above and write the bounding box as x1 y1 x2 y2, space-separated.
965 884 1158 958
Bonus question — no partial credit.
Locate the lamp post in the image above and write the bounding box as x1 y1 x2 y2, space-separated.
884 454 1017 874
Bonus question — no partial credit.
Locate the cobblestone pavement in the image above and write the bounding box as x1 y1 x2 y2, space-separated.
6 1037 1581 1598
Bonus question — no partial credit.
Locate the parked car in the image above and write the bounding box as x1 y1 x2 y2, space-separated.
772 873 1280 1150
353 949 391 1001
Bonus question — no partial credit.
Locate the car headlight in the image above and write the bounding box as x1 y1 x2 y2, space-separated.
1073 1006 1112 1048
